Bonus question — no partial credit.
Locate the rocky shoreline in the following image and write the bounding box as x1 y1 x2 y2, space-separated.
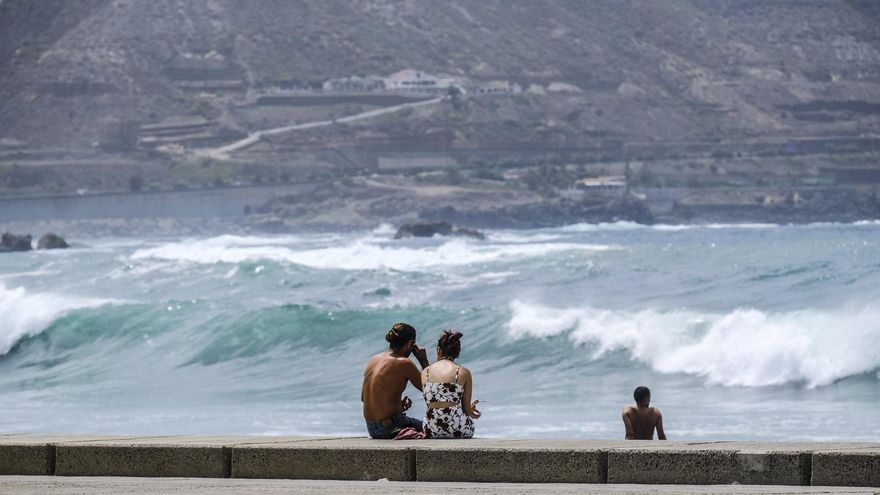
254 181 880 232
2 186 879 240
0 232 68 252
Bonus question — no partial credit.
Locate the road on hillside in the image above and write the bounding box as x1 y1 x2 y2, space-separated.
202 96 445 159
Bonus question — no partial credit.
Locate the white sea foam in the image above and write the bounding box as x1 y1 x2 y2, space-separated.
560 221 645 232
561 221 781 232
852 220 880 227
555 220 880 232
371 223 397 236
507 300 880 388
130 236 615 272
0 283 114 355
0 268 59 280
486 232 565 243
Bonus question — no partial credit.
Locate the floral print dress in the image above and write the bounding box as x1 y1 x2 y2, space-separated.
422 365 474 439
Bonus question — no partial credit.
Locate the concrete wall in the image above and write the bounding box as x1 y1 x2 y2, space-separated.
1 436 878 486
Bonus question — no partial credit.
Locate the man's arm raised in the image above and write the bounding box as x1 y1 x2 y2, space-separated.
403 359 424 391
412 344 430 369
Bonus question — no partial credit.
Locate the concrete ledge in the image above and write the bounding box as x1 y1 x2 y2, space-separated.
812 452 880 487
608 449 737 484
415 447 605 483
734 451 811 486
55 444 226 478
1 436 878 486
0 444 53 475
233 445 412 481
607 443 814 486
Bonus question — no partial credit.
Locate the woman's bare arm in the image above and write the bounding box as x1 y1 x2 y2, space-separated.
461 368 481 418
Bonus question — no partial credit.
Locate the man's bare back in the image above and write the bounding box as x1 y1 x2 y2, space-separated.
623 386 666 440
622 405 666 440
362 350 422 421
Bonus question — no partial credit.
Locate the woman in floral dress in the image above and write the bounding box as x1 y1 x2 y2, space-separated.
421 331 481 438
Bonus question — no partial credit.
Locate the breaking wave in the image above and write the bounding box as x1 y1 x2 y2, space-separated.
0 283 115 355
506 300 880 388
130 234 615 271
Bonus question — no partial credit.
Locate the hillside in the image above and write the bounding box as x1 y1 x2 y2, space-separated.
1 0 879 148
1 0 880 227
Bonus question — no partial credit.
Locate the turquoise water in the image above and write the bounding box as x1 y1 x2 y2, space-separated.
0 222 878 440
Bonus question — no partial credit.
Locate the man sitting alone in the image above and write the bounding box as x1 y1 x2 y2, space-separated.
622 386 667 440
362 322 430 439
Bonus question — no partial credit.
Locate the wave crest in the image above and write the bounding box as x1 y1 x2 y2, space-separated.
0 283 115 355
506 301 880 388
130 235 615 271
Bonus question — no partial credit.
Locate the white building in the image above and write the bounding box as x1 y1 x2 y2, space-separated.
575 175 627 191
472 80 522 95
383 69 462 94
322 75 385 92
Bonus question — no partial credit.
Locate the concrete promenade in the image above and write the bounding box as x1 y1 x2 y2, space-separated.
1 435 878 488
2 477 879 495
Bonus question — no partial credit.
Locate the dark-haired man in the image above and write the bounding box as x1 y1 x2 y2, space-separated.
622 386 666 440
362 322 431 439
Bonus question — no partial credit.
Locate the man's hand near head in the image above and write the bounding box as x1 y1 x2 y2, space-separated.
412 344 430 369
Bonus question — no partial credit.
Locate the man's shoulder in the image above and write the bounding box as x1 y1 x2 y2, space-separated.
366 352 389 366
366 351 409 368
649 407 662 417
384 353 417 368
622 405 637 414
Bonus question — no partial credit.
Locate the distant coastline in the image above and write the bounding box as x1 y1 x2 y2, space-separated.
1 180 879 238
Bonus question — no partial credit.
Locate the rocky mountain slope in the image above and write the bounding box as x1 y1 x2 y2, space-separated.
2 0 879 149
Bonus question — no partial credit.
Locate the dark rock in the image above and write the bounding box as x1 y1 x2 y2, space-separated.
396 221 452 238
394 221 486 240
365 287 392 297
418 194 655 229
454 226 487 240
0 233 33 252
37 233 70 249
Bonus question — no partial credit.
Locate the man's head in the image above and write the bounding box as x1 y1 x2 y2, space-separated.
634 386 651 407
385 322 417 355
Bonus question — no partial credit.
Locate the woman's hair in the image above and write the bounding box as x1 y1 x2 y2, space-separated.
385 322 416 349
437 330 463 359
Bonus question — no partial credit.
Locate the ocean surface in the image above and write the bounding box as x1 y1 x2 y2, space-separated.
1 221 878 441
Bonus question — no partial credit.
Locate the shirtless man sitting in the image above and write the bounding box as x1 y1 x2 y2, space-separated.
622 386 667 440
362 322 430 439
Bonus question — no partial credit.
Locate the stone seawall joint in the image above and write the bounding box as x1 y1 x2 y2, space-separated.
222 447 232 478
47 444 56 476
